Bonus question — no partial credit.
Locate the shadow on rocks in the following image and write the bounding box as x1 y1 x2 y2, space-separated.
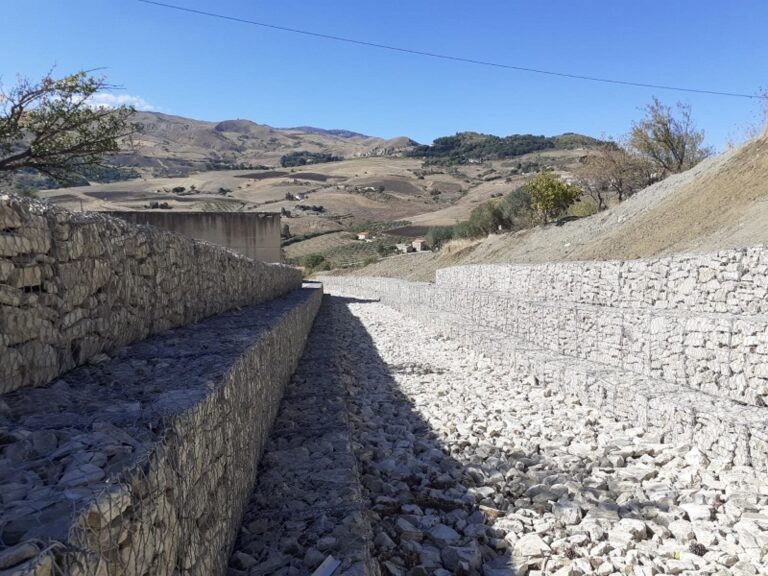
231 295 698 576
331 296 703 576
331 296 513 576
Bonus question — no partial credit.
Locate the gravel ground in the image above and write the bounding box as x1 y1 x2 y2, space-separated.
230 296 768 575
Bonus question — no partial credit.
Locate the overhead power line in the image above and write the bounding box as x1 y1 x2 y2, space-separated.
136 0 763 100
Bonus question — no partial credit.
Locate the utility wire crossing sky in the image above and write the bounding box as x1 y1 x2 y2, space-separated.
137 0 765 101
3 1 767 146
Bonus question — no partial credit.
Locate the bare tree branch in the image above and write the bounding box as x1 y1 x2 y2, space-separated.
628 97 712 175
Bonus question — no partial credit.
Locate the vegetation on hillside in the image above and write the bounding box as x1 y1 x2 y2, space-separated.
575 145 653 210
628 98 713 174
575 98 712 209
523 171 582 223
407 131 606 165
296 253 331 274
426 187 535 248
205 160 270 171
279 151 342 167
423 97 712 252
348 220 411 235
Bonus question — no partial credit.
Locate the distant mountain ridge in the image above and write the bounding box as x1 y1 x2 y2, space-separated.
6 110 606 192
110 112 417 178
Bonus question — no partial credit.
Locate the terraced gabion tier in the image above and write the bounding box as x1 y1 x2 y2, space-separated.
0 285 321 576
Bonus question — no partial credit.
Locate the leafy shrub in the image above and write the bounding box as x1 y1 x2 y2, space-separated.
300 253 326 269
426 187 533 248
567 198 598 218
426 226 456 249
523 171 582 223
499 187 533 227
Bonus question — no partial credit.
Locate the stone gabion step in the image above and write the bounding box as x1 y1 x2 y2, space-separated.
323 274 768 408
413 308 768 475
0 285 321 576
227 300 374 576
436 247 768 315
327 294 768 575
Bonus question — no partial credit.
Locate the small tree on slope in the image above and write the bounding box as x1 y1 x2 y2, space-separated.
523 170 582 223
628 97 712 176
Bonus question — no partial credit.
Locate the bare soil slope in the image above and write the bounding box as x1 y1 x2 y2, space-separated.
344 135 768 281
578 136 768 259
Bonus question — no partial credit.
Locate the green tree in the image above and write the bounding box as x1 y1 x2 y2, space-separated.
425 226 455 249
0 71 138 184
465 202 505 237
628 97 712 175
523 171 582 223
281 223 291 238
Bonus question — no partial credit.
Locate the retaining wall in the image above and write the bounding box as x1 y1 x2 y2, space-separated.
322 246 768 474
0 195 302 393
106 211 282 263
0 285 322 576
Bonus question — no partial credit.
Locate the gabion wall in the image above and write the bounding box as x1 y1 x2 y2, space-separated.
0 195 302 393
322 247 768 473
0 285 322 575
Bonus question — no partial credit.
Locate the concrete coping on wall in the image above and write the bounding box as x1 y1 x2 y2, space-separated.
104 210 283 263
0 284 322 575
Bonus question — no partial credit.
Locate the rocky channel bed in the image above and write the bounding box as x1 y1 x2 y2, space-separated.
229 295 768 576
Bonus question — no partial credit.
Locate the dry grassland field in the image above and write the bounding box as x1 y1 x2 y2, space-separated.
283 232 352 260
39 155 539 237
40 151 588 237
38 157 478 236
28 112 616 270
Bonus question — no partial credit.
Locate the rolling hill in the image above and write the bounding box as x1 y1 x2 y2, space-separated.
32 115 604 241
342 133 768 281
110 112 418 177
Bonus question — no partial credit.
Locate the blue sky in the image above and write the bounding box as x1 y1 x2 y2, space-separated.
2 1 766 148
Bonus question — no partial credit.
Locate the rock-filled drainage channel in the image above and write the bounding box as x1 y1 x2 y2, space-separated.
229 296 768 576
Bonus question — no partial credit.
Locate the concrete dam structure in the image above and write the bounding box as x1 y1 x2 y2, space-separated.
2 193 767 575
106 211 283 263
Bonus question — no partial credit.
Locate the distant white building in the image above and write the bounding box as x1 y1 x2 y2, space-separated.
412 238 429 251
